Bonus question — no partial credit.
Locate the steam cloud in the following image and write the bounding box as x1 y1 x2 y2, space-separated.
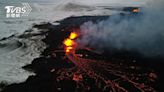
78 0 164 57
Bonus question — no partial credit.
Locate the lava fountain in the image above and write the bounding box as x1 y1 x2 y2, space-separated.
63 32 78 54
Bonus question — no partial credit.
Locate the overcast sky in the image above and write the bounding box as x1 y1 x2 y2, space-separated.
0 0 147 4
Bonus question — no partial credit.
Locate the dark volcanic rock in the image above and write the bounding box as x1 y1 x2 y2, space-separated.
1 15 164 92
2 16 111 92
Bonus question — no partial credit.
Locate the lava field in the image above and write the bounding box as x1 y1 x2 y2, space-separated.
1 15 164 92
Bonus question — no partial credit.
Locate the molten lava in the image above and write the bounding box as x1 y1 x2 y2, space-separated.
64 38 75 47
69 32 78 40
63 32 78 53
65 47 73 53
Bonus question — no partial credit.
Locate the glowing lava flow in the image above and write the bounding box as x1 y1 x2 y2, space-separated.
63 32 78 53
62 31 156 92
64 38 75 47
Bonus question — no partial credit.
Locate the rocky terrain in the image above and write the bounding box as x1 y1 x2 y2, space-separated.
1 15 164 92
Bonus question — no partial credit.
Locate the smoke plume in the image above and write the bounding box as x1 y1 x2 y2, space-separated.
78 0 164 57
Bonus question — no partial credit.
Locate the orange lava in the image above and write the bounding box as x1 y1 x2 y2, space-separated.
63 38 75 47
69 32 78 40
63 32 78 53
65 47 73 53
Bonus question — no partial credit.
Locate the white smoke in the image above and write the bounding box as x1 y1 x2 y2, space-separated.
78 0 164 57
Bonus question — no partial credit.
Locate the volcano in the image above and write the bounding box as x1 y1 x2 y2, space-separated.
1 14 164 92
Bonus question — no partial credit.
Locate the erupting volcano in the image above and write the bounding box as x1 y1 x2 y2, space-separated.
1 7 163 92
61 25 160 92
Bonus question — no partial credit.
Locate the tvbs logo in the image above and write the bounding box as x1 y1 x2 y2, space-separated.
5 3 32 18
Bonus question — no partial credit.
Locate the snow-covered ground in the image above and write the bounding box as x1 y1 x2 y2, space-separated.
0 0 146 84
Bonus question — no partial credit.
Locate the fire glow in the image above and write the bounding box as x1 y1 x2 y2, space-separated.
64 38 75 47
63 32 78 53
69 32 78 40
133 8 140 13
